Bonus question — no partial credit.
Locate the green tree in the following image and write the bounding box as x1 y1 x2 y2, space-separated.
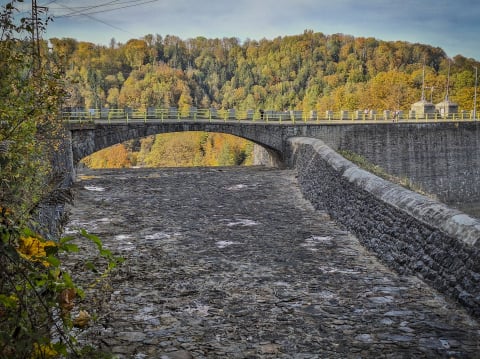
0 2 64 219
0 1 73 357
1 4 125 359
123 39 148 68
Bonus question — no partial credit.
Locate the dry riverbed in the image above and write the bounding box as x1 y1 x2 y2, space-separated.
64 166 480 358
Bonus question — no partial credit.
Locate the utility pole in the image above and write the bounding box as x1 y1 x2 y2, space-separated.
474 66 478 120
445 60 451 101
425 86 434 102
31 0 48 72
443 60 451 118
421 59 426 101
32 0 40 68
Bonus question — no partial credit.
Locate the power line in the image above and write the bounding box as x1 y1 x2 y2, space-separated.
44 0 148 37
42 0 59 6
52 0 124 17
47 0 159 18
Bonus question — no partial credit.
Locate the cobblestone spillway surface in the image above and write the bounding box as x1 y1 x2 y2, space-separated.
65 167 480 359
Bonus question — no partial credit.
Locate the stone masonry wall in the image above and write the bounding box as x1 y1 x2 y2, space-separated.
36 130 76 239
350 122 480 206
300 122 480 206
287 137 480 317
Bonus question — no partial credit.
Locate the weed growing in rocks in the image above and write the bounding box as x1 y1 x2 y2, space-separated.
338 149 437 199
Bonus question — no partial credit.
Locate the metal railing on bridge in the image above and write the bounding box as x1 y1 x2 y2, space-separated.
62 107 478 124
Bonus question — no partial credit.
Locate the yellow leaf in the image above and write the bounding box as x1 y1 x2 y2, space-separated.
73 310 91 328
17 235 57 266
32 342 58 358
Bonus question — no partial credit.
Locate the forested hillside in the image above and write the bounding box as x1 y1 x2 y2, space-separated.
51 30 479 167
51 30 479 112
81 132 254 168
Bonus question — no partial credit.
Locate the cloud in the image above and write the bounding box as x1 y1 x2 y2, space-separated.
43 0 480 60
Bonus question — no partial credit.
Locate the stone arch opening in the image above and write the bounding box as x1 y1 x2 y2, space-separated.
73 129 283 169
69 122 285 167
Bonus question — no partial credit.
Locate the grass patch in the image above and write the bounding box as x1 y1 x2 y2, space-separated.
338 149 437 200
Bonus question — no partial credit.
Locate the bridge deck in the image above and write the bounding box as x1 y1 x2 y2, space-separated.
65 166 480 358
65 116 476 126
62 107 477 123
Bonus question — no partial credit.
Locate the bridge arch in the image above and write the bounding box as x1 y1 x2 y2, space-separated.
68 120 480 205
69 122 285 167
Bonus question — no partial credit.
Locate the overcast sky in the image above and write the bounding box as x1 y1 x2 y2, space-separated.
14 0 480 60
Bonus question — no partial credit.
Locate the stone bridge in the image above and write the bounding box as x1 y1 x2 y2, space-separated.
66 120 480 317
69 120 480 205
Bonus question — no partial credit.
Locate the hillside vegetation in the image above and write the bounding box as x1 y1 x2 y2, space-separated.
51 30 479 167
82 132 254 168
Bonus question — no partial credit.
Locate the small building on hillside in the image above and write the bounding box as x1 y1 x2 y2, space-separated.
410 99 435 118
435 98 458 118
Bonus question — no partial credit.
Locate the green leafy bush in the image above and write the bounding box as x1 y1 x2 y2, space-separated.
0 2 122 357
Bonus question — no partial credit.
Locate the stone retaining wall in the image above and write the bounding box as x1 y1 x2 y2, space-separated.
36 131 76 239
287 137 480 317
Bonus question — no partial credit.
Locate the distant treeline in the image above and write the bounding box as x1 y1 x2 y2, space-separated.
50 30 479 114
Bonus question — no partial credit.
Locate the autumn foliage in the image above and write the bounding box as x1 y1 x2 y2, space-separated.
52 31 479 115
82 132 254 169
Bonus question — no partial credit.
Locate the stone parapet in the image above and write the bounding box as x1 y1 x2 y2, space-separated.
287 137 480 317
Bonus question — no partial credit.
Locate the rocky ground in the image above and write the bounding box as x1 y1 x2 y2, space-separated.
64 166 480 358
